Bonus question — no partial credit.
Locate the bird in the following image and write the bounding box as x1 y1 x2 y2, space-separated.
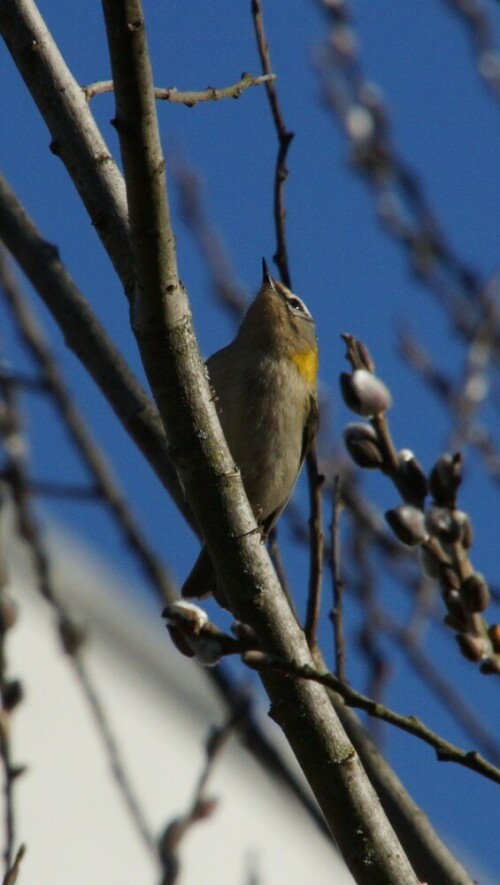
181 259 319 604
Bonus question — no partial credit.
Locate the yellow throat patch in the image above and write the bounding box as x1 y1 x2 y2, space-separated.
291 346 318 385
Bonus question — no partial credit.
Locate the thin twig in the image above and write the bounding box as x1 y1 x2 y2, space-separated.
27 480 101 500
0 711 15 876
317 0 500 362
170 603 500 786
0 473 17 874
0 366 156 856
399 324 500 485
0 0 133 292
444 0 500 100
304 450 324 650
342 333 499 671
158 708 243 884
379 611 500 766
329 477 346 680
101 4 421 879
72 656 156 852
250 0 294 286
253 654 500 785
0 174 333 849
2 0 462 853
2 844 25 885
0 251 177 604
83 71 276 104
346 503 392 738
0 173 193 531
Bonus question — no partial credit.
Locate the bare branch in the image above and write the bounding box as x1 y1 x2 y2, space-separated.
0 366 157 855
379 611 500 766
399 324 500 486
444 0 500 100
317 0 500 361
0 493 20 874
83 71 276 104
2 844 26 885
168 602 500 787
158 710 242 884
0 251 177 604
0 114 336 853
101 1 420 880
251 0 294 286
341 333 500 673
0 172 192 532
304 450 324 650
0 0 133 294
248 653 500 785
329 477 346 681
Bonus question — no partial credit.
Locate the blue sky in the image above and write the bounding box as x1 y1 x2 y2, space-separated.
2 1 500 880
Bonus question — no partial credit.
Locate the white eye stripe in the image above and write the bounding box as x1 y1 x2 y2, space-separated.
273 278 313 320
285 293 313 319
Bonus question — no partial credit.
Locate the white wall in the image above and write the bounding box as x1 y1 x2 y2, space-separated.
4 530 353 884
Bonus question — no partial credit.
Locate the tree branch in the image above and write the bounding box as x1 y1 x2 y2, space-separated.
0 250 177 603
0 171 340 846
100 1 419 881
249 653 500 785
0 2 479 879
0 0 133 295
83 71 276 104
0 172 191 532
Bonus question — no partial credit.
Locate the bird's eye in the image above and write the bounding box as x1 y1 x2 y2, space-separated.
275 281 313 320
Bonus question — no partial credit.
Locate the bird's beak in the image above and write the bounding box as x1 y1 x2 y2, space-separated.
262 258 276 290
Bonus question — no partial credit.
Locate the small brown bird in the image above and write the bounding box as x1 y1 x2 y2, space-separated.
181 260 319 602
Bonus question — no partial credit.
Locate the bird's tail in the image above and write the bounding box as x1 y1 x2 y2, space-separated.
181 545 218 600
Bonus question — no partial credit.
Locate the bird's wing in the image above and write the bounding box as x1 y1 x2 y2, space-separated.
262 393 319 536
300 393 319 466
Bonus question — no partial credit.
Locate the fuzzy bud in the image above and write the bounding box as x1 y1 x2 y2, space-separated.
231 621 260 646
425 506 461 544
187 636 224 667
480 655 500 675
2 679 23 712
488 624 500 652
191 798 219 823
341 334 375 372
397 449 428 503
343 423 383 468
346 106 374 143
162 601 208 637
444 611 468 632
323 0 348 22
59 617 86 656
0 597 17 634
461 572 490 613
442 590 468 631
10 765 27 782
429 453 462 506
242 650 274 672
330 26 358 61
385 505 428 546
456 633 487 663
167 625 195 658
340 370 392 417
